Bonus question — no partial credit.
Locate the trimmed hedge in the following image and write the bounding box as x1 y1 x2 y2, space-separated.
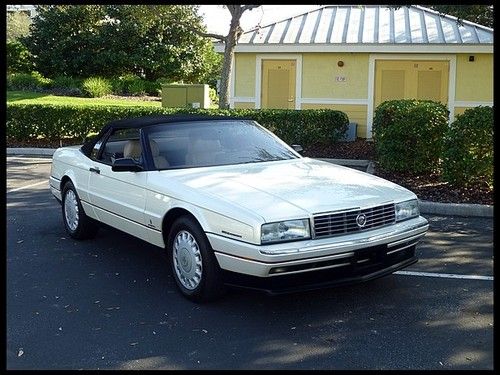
441 106 493 187
7 104 349 147
372 99 449 173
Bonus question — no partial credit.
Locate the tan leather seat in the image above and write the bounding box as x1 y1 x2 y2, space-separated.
123 140 142 159
149 139 169 169
123 139 169 169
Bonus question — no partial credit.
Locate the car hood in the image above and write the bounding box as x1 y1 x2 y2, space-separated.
163 158 416 222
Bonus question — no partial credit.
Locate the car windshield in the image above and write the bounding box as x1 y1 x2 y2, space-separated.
144 119 299 169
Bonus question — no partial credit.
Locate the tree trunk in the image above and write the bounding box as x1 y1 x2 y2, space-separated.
218 25 239 109
218 7 245 109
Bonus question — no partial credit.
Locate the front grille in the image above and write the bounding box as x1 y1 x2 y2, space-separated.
313 203 395 239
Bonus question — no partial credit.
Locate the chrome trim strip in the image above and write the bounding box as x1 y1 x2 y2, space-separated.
387 241 419 255
268 262 352 277
215 250 355 267
387 233 425 248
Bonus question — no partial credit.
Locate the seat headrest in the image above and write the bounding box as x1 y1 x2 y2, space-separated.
124 140 142 159
149 139 160 157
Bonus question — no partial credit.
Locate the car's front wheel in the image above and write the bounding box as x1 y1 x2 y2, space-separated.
168 216 226 302
62 181 99 240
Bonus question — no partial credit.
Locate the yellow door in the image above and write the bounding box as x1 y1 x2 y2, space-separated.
261 60 296 109
375 60 449 107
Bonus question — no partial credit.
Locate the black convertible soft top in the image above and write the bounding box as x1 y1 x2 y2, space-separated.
81 114 250 157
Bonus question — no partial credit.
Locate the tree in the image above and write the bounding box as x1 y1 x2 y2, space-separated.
7 11 32 42
23 5 221 82
7 41 34 73
425 5 493 28
391 5 493 28
190 5 260 109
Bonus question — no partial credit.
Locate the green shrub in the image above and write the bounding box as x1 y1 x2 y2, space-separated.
110 74 158 96
144 80 161 96
7 105 349 145
82 77 113 98
7 40 33 74
128 79 146 96
110 77 126 95
441 106 493 187
51 76 83 96
8 71 53 91
372 99 449 173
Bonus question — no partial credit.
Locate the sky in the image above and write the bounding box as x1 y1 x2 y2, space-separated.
197 5 321 35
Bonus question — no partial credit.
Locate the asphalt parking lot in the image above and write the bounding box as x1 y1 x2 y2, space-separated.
7 156 494 370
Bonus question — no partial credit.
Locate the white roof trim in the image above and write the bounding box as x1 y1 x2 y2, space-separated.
214 43 493 54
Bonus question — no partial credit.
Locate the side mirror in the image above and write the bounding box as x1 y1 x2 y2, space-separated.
291 144 303 154
112 158 143 172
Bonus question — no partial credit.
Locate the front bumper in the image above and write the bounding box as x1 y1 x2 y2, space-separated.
209 215 428 278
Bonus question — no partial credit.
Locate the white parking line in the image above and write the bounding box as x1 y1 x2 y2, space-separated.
7 180 48 193
395 270 493 281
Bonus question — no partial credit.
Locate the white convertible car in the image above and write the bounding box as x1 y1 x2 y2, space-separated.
50 115 429 302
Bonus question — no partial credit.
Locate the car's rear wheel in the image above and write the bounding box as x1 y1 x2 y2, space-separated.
168 216 225 302
62 181 99 240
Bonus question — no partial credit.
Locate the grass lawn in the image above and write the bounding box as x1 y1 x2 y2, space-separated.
7 91 162 107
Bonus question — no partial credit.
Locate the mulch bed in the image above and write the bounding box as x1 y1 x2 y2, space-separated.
7 137 493 205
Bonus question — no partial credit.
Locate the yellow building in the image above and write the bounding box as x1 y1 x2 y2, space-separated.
214 5 493 138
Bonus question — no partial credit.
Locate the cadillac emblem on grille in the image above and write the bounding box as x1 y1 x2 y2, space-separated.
356 213 367 228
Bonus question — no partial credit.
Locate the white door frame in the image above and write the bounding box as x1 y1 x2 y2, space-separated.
255 54 303 110
366 53 457 138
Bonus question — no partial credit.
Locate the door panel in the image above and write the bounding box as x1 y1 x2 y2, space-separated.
88 164 148 226
380 70 406 102
417 70 442 101
261 60 296 109
86 127 148 230
414 61 449 103
375 59 449 107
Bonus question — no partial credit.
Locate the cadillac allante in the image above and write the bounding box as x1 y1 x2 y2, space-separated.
50 115 429 302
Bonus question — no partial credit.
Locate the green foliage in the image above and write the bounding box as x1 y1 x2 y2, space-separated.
111 74 159 96
24 5 221 83
128 80 147 96
7 40 34 73
372 99 449 173
7 104 349 146
441 106 493 187
8 71 53 91
209 88 219 107
82 77 113 98
426 5 493 28
144 80 161 96
51 76 83 96
7 11 32 42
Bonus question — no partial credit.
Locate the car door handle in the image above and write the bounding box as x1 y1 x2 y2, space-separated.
89 167 100 174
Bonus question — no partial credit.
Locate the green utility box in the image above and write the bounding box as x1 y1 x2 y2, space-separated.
161 84 210 108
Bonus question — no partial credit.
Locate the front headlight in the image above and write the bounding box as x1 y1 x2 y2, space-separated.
395 199 419 222
261 219 311 244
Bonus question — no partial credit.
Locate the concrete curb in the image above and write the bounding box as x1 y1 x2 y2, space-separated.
7 149 494 218
318 158 369 167
418 200 493 218
7 147 57 156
